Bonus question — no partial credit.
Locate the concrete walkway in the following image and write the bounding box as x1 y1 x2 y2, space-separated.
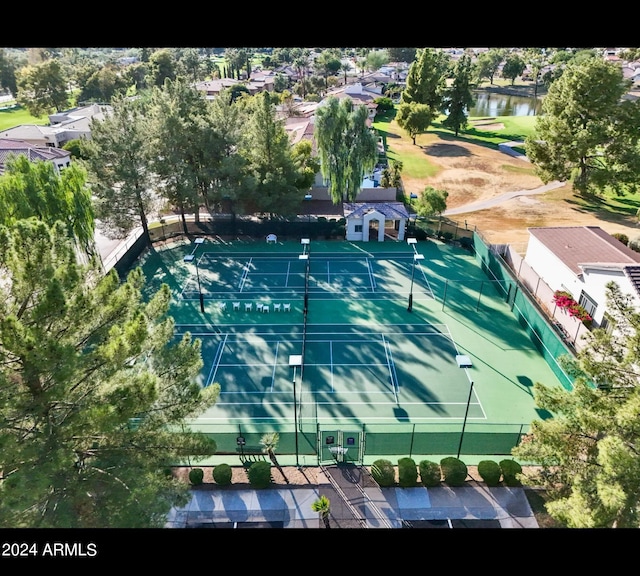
165 465 538 529
443 180 565 216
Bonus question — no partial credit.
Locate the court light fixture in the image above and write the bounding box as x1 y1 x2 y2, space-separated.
408 253 425 312
289 354 303 468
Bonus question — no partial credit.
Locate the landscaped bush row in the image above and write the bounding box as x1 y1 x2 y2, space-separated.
187 461 274 488
371 457 523 488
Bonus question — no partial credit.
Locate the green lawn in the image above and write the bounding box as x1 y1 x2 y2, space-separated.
0 104 48 132
372 108 539 183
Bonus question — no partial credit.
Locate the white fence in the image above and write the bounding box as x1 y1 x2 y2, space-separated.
503 245 590 352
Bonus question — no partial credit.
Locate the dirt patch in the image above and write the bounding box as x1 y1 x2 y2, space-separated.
398 130 640 246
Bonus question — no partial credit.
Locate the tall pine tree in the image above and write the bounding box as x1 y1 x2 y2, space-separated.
442 54 475 137
0 219 218 527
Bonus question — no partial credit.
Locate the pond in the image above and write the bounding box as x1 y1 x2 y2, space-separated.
468 91 543 117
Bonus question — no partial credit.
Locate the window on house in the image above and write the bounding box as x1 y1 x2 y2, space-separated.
355 224 363 233
578 291 597 318
599 312 614 333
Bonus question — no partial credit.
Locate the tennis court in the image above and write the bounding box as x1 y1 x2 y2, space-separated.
173 322 478 423
136 236 569 462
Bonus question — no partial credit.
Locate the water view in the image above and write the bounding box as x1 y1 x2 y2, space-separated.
468 91 543 117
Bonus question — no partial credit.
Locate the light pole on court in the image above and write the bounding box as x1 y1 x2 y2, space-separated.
407 253 424 312
183 237 205 313
289 354 302 468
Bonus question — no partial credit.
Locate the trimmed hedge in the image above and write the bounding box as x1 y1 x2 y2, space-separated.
371 459 396 487
440 457 468 486
500 459 523 486
247 461 272 489
398 457 418 487
418 460 441 487
477 460 502 486
213 463 233 486
188 468 204 486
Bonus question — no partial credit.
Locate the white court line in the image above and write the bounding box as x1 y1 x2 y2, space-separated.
347 243 375 258
270 341 279 392
381 334 399 402
207 335 228 387
381 335 398 403
238 257 252 291
367 259 376 291
416 260 435 299
285 261 291 287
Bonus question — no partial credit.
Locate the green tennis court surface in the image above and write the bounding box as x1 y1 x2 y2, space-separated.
136 237 568 460
174 323 479 423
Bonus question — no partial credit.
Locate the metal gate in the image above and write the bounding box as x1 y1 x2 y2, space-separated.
319 430 362 464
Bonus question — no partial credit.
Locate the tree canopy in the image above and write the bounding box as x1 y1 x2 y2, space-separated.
0 219 219 527
395 101 435 145
313 96 377 203
414 186 448 217
0 155 95 257
526 57 640 197
401 48 449 111
15 59 69 117
83 95 157 241
513 282 640 528
442 54 475 137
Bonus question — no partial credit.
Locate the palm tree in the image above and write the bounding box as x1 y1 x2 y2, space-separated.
260 432 289 484
311 495 331 528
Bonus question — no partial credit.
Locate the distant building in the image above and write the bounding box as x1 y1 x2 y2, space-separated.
0 138 71 175
0 103 111 149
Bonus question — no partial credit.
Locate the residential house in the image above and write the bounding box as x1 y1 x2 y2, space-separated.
0 138 72 175
0 103 111 149
524 226 640 328
194 73 275 100
323 82 379 123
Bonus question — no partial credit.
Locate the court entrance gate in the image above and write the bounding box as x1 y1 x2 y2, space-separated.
319 429 363 464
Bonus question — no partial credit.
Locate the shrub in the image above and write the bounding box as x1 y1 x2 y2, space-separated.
213 463 233 486
500 459 523 486
371 459 396 487
629 235 640 253
612 232 629 245
459 236 474 251
477 460 502 486
397 457 418 487
247 461 272 489
440 457 468 486
418 460 441 487
188 468 204 486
